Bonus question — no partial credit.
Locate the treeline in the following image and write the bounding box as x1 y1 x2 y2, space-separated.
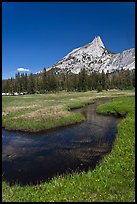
2 68 135 94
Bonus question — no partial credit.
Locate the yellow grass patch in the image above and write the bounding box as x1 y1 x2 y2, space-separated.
12 106 70 121
4 105 40 113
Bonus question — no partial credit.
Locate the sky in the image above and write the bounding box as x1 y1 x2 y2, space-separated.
2 2 135 79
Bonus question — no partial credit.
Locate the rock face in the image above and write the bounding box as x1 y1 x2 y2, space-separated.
47 36 135 74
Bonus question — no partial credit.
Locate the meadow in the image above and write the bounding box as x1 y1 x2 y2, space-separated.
2 90 135 202
2 89 134 132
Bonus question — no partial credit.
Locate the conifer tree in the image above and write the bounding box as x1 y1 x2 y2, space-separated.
78 68 88 91
28 73 35 94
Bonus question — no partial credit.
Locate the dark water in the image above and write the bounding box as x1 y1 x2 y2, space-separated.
2 98 121 186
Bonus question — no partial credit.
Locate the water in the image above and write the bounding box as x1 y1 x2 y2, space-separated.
2 98 121 185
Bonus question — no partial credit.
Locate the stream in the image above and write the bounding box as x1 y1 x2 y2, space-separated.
2 98 121 185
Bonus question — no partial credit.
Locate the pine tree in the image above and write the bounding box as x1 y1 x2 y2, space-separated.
42 68 48 92
15 72 21 93
78 68 88 91
24 73 28 92
49 73 59 92
9 77 14 94
101 70 106 90
28 73 35 94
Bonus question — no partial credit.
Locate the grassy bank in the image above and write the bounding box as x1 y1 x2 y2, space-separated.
2 93 135 202
2 89 134 132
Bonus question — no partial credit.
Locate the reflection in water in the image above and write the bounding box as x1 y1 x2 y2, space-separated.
2 99 121 185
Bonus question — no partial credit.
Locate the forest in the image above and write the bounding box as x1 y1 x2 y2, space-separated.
2 68 135 94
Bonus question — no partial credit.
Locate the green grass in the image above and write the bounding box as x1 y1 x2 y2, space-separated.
2 92 135 202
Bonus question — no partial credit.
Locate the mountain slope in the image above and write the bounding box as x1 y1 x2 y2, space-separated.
47 36 135 74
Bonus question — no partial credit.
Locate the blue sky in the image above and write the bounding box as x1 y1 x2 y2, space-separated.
2 2 135 79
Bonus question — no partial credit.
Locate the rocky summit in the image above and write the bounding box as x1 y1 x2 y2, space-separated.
47 36 135 74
